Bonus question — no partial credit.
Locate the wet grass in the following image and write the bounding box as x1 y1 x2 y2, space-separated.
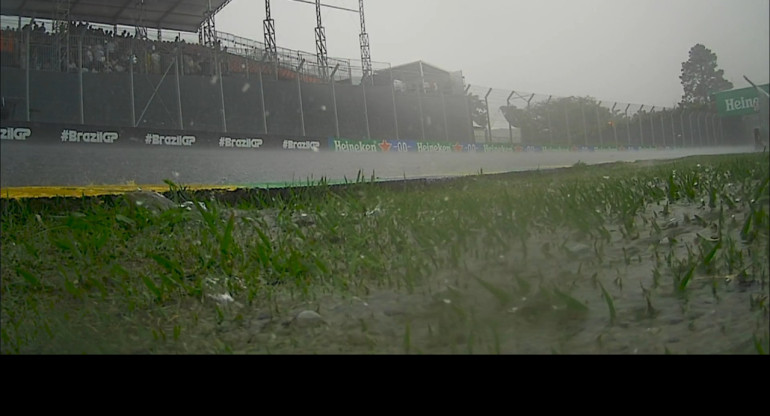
1 152 768 354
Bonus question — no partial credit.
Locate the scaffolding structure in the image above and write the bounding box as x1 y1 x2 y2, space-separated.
314 0 328 80
199 1 218 47
263 0 277 62
358 0 372 81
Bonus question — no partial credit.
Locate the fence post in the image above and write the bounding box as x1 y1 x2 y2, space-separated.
545 95 553 146
624 104 631 146
506 91 514 145
464 85 473 143
669 108 676 147
638 105 645 147
649 106 655 147
717 117 726 146
418 84 427 141
389 67 400 140
258 56 268 134
484 88 492 143
330 63 340 138
697 112 704 146
175 55 183 130
611 102 618 148
689 112 695 147
216 44 227 132
441 92 449 142
129 39 136 126
595 101 603 147
659 112 665 148
565 108 571 146
526 94 535 142
296 58 305 136
25 27 30 121
580 100 588 146
680 110 686 147
362 75 371 139
78 36 84 124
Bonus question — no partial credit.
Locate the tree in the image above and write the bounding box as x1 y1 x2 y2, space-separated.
679 44 733 109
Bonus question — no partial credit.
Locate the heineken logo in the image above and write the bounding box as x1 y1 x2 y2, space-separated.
714 84 769 117
333 139 378 152
724 96 759 112
416 142 452 152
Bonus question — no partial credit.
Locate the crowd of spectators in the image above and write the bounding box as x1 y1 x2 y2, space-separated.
0 20 247 77
2 19 333 85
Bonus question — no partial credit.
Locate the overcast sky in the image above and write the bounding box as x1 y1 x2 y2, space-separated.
215 0 769 108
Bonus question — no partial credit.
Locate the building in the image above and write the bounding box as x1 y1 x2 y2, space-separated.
374 60 464 95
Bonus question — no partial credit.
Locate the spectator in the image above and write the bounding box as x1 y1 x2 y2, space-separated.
94 42 105 71
84 45 93 69
151 47 161 73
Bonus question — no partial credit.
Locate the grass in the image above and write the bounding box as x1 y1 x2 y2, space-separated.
1 152 768 354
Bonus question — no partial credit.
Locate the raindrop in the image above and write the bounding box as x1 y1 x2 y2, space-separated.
242 83 251 93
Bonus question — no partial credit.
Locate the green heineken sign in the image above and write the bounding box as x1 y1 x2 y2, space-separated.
713 84 770 117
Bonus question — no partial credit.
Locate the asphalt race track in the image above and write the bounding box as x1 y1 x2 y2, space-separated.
0 141 759 191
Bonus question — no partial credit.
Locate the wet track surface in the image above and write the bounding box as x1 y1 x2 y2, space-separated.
0 141 758 188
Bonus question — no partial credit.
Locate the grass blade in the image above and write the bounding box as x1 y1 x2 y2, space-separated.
553 288 589 312
598 281 616 324
678 266 696 292
17 268 40 287
473 275 512 306
141 274 162 299
220 213 235 256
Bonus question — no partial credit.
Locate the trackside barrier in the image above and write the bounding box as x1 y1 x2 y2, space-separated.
1 121 678 153
0 121 325 151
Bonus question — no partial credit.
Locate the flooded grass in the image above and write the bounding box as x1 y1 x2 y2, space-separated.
1 153 768 354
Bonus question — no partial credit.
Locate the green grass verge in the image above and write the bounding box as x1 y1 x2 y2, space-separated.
1 153 768 354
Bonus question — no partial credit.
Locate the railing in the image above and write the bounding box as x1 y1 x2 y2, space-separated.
1 15 740 147
1 15 393 84
465 85 725 148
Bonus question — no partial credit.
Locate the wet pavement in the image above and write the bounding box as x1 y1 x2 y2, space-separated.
0 141 758 188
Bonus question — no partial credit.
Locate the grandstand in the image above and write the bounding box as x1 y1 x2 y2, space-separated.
0 0 476 145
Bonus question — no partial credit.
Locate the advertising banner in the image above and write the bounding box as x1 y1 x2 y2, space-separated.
3 121 677 154
0 121 330 151
329 138 482 153
713 84 770 117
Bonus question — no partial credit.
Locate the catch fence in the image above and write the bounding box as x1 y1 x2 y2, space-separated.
1 15 739 147
466 85 729 149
